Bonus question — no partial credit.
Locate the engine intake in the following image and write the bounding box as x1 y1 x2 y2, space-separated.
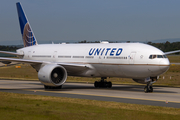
38 64 67 87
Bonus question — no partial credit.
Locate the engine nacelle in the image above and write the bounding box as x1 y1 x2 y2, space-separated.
133 76 159 84
38 64 67 87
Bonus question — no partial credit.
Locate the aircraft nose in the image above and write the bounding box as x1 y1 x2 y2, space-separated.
159 59 170 72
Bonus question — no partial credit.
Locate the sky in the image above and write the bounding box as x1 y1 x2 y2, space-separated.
1 0 180 45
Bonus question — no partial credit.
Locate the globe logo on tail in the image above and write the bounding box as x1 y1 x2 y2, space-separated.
23 23 37 47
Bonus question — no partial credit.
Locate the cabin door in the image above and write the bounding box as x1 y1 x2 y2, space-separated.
53 51 57 62
129 52 136 64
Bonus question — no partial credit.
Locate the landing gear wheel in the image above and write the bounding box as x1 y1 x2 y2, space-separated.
107 82 112 88
56 85 62 89
144 86 149 93
44 85 49 89
94 77 112 88
144 84 153 93
149 86 153 92
144 77 157 93
44 85 62 89
94 81 98 88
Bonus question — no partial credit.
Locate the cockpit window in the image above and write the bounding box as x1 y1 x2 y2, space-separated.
157 55 163 58
149 55 157 59
163 55 167 58
149 54 167 59
149 55 152 59
153 55 157 59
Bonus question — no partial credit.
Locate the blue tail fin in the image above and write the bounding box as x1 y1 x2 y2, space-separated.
16 2 38 47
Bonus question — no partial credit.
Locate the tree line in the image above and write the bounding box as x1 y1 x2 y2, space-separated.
0 46 20 51
0 41 180 54
147 41 180 54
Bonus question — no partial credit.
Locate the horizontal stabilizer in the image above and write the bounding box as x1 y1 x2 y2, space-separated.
0 57 42 64
0 51 24 56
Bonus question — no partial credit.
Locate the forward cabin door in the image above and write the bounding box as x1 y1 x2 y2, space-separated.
129 51 136 64
53 51 57 62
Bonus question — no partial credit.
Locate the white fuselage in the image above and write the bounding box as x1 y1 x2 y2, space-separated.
17 43 170 79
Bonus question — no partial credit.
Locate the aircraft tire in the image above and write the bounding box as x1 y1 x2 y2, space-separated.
44 85 49 89
144 86 149 93
56 85 62 89
94 81 99 88
149 86 153 92
44 85 62 89
107 82 112 88
94 81 112 88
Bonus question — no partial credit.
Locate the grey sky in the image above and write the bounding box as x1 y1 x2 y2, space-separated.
1 0 180 45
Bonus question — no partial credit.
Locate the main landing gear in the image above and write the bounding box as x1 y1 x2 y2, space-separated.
44 85 62 89
94 77 112 88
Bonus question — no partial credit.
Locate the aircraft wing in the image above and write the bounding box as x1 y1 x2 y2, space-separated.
0 57 87 66
164 50 180 55
0 57 88 73
0 57 42 64
0 51 23 56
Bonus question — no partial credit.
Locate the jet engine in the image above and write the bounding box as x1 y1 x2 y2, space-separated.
133 76 158 84
38 64 67 87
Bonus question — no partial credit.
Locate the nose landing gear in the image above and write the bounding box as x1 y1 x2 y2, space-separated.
94 77 112 88
144 77 157 93
144 84 153 93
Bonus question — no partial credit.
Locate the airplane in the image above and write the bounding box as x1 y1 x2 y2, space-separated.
0 2 180 93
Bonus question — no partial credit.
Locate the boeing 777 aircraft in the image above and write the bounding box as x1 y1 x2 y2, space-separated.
0 2 180 93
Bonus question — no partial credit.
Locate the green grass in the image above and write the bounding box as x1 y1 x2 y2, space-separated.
0 64 38 80
167 55 180 63
0 92 179 120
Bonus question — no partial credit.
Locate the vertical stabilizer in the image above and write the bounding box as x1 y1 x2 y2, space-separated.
16 2 38 47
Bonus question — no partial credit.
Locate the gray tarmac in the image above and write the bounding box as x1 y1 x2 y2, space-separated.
0 80 180 108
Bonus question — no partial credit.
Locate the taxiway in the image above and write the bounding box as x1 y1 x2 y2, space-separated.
0 80 180 108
